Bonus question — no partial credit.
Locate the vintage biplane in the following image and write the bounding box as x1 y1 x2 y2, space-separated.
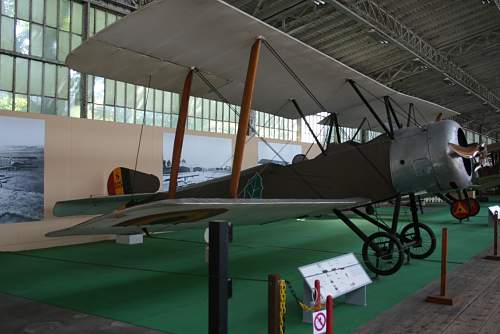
47 0 483 275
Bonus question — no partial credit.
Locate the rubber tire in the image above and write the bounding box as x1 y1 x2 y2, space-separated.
469 198 480 217
400 223 437 259
362 231 404 276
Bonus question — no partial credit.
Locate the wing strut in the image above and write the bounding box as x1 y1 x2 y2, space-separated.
229 38 262 198
384 96 402 130
351 117 367 142
168 69 194 199
347 79 393 139
291 99 327 156
407 103 415 127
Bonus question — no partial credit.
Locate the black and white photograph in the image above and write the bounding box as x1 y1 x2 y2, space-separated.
258 142 302 166
163 133 232 190
0 116 44 223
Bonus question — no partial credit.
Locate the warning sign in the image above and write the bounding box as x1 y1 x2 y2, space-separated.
312 310 327 334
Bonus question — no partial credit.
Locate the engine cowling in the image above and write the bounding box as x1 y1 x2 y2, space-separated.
390 120 473 194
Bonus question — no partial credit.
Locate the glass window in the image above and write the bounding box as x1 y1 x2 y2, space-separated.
32 0 44 24
163 92 171 113
0 54 13 91
136 86 144 110
43 26 57 60
57 66 68 98
115 107 124 123
154 89 162 112
116 81 125 106
145 111 153 125
30 23 43 56
105 79 115 105
15 19 30 54
44 63 56 97
1 0 14 17
42 96 56 114
107 12 116 26
104 105 114 121
126 83 134 107
14 57 28 94
88 7 94 36
56 99 67 116
154 112 162 126
29 95 41 113
16 0 29 20
0 90 13 109
171 93 179 114
93 76 104 104
72 2 82 34
145 88 153 111
58 31 70 61
1 15 14 50
29 60 43 95
95 9 105 32
87 75 93 102
59 0 70 31
15 93 28 111
45 0 57 27
136 109 144 124
70 33 81 51
93 104 103 120
125 108 134 124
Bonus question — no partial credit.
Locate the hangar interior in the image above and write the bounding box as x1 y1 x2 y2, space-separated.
1 0 500 333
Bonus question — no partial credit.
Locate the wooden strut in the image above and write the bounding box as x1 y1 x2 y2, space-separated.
326 295 333 334
268 274 280 334
229 38 262 198
484 211 500 261
426 228 453 305
168 69 194 199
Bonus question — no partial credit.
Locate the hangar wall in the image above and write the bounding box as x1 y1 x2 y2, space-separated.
0 110 317 251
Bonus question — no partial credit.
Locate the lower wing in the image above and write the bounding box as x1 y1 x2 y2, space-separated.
46 198 369 237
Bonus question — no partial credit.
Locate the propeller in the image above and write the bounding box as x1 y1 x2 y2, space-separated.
448 142 490 172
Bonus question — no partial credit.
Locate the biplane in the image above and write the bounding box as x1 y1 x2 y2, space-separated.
47 0 484 276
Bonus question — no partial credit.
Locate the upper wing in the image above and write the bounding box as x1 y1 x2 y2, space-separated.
65 0 456 129
46 197 368 237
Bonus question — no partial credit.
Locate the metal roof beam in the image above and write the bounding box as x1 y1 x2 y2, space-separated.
327 0 500 112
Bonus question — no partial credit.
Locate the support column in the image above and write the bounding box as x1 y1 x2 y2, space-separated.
168 69 194 198
229 38 262 198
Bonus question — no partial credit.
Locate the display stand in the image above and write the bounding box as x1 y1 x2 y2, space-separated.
298 253 372 323
488 206 500 226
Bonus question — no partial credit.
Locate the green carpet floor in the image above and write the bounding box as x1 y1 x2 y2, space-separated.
0 203 496 333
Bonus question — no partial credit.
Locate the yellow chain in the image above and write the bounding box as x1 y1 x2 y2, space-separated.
298 301 325 312
279 280 287 334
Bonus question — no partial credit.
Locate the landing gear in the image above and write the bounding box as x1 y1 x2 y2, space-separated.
362 232 404 276
334 193 437 276
400 223 436 259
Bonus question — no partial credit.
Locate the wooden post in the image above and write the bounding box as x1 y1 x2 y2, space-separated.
426 228 453 305
229 38 262 198
326 295 333 334
268 274 280 334
484 211 500 260
168 69 194 199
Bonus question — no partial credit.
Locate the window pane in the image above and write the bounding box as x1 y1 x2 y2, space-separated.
57 66 68 98
15 93 28 112
88 7 94 36
115 107 124 123
15 19 30 54
95 9 105 32
145 111 153 126
30 23 43 56
29 60 43 94
0 90 12 109
163 92 171 113
93 104 103 120
126 83 134 107
42 96 56 114
71 33 81 51
15 57 28 93
104 105 114 121
125 108 134 124
87 75 93 102
107 13 116 26
0 54 13 91
1 0 14 17
154 89 162 112
69 69 80 116
105 79 114 105
154 112 162 126
171 93 179 114
116 81 125 106
145 88 153 111
16 0 29 20
58 31 70 61
93 76 104 104
43 26 57 60
59 0 70 31
44 63 56 97
56 99 67 116
46 0 57 27
1 15 14 50
29 95 41 112
136 86 144 110
32 0 44 23
71 2 82 34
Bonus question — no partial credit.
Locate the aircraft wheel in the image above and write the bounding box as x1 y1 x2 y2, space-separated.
469 198 480 216
450 200 470 220
362 232 404 276
400 223 436 259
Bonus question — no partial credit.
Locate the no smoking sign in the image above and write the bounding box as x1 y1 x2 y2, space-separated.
312 310 327 334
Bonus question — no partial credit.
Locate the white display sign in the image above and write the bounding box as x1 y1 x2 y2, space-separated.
298 253 372 301
312 310 327 334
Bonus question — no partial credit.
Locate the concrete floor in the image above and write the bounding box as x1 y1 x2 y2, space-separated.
0 293 169 334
